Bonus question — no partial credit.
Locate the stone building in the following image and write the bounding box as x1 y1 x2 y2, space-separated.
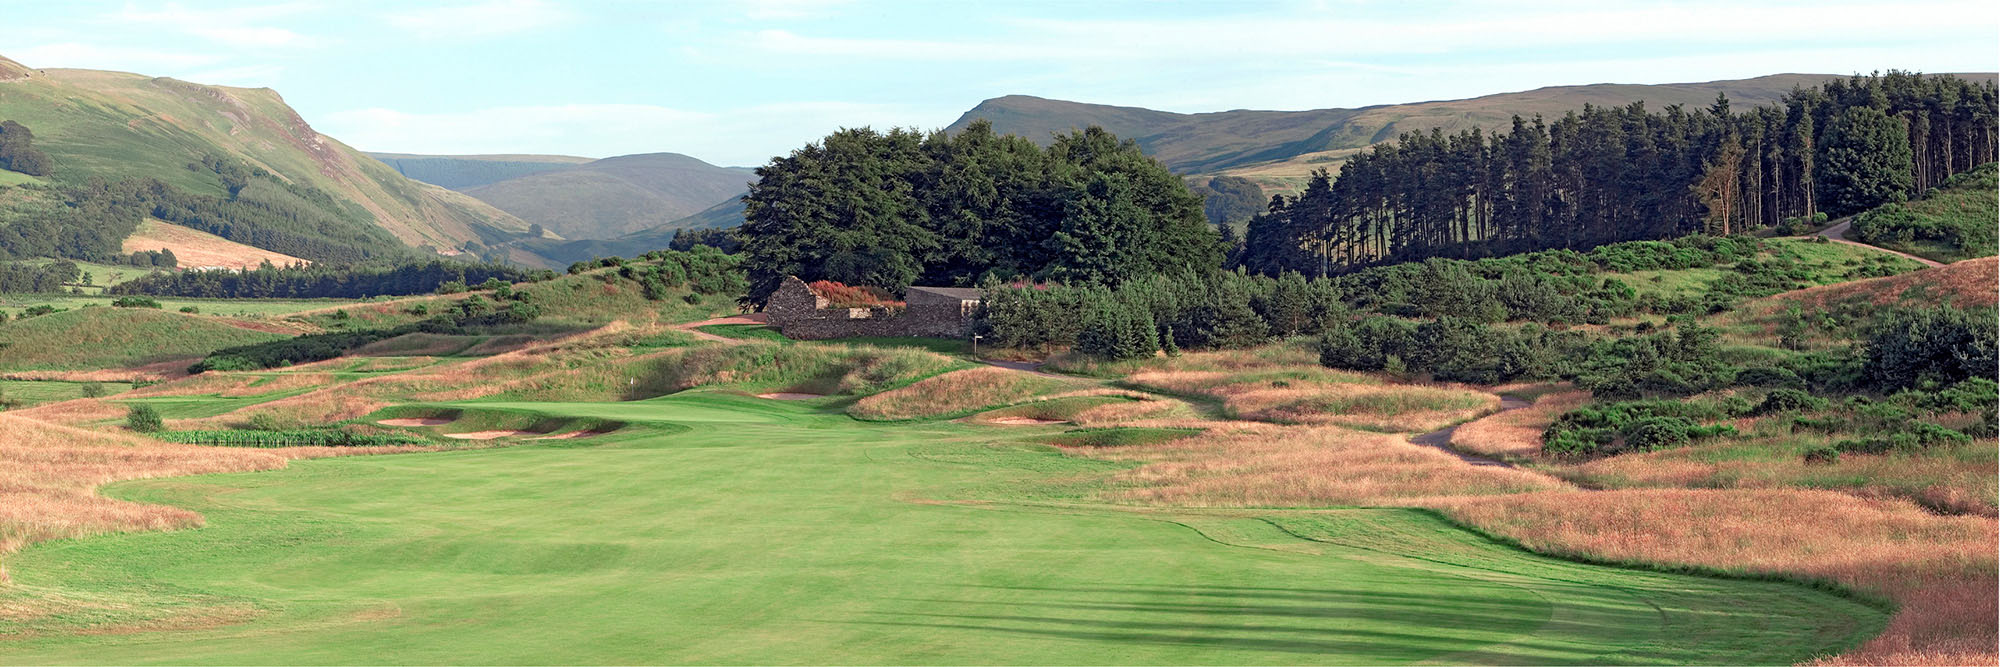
765 276 982 340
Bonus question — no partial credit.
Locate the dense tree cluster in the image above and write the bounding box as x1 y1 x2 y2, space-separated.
668 227 741 254
0 120 52 177
0 156 407 266
110 260 549 299
739 121 1220 303
0 260 80 293
1241 72 1997 275
1189 175 1268 225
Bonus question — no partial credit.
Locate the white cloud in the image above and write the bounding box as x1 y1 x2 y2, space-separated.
735 0 853 20
385 0 573 39
747 0 1997 64
7 42 223 72
113 2 326 49
318 101 943 166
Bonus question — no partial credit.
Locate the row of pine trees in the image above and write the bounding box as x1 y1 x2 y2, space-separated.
1239 71 1998 276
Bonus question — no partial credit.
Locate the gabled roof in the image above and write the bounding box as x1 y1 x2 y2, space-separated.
906 285 984 300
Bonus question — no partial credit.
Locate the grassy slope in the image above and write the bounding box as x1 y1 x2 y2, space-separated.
462 153 754 240
0 308 284 371
0 55 529 250
0 392 1880 664
1848 163 1999 263
365 152 593 190
121 219 309 270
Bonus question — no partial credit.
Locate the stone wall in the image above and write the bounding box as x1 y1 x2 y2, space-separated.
765 276 977 340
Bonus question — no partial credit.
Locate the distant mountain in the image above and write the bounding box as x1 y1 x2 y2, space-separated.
0 53 532 253
367 152 593 190
449 153 755 241
513 196 745 267
949 73 1997 193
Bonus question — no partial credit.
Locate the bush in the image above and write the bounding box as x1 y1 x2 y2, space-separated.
1755 388 1828 415
79 382 105 398
1626 416 1696 451
111 296 161 309
1803 446 1841 464
127 404 164 433
179 305 199 314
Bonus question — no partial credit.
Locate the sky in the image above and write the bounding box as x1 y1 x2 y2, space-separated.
2 0 1996 167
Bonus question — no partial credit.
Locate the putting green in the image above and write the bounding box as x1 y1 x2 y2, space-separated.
0 393 1883 664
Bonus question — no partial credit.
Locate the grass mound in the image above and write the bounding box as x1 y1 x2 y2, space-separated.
848 367 1079 420
1046 426 1201 448
644 342 960 396
972 395 1137 424
1128 369 1498 432
0 307 285 371
1848 162 1998 263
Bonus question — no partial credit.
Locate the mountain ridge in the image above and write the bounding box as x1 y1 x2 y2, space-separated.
0 55 533 254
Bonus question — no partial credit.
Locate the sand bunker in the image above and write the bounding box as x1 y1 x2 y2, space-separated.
378 418 452 427
757 393 825 400
442 430 535 440
531 430 602 440
987 417 1067 425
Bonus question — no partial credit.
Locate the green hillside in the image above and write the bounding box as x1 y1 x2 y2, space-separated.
516 197 744 265
0 54 532 253
461 152 752 240
951 73 1998 193
0 307 284 371
366 152 594 190
1848 162 1999 263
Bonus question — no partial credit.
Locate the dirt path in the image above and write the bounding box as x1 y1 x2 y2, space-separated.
1813 217 1944 267
674 313 768 345
1407 396 1531 467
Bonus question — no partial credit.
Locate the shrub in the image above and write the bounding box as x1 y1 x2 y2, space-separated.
1627 417 1696 451
1860 305 1998 392
111 296 161 309
1756 388 1828 415
127 404 164 433
1803 446 1841 464
79 382 105 398
179 305 199 314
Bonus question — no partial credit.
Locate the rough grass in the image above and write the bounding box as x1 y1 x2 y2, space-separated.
1045 426 1201 448
1127 369 1498 432
121 219 308 270
1078 423 1572 507
1425 489 1998 667
847 367 1080 420
0 308 285 372
1557 422 1999 517
1451 389 1592 458
642 341 962 397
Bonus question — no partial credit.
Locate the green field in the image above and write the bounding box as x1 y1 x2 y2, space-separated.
0 294 356 319
0 379 133 406
0 392 1883 664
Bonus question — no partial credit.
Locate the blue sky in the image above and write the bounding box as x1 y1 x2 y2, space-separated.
3 1 1995 166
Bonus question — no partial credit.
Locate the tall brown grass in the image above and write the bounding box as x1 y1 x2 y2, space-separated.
847 367 1079 420
1423 489 1998 666
1450 389 1591 458
1127 370 1499 432
1075 423 1572 507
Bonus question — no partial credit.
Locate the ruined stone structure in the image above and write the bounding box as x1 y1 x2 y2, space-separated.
765 276 982 340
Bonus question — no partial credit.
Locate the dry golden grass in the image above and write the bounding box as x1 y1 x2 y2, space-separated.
1757 256 1997 311
1127 370 1499 432
350 333 476 357
1049 340 1341 377
1422 489 1998 666
1076 423 1572 507
848 367 1083 420
122 219 307 270
1450 389 1591 458
1560 434 1999 518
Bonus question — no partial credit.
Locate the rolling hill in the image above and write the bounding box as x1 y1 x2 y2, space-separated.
410 152 756 241
511 197 745 267
366 152 594 190
950 73 1997 193
0 53 533 254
